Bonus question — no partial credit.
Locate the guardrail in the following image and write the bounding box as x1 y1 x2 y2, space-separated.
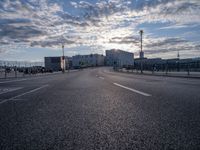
0 68 80 79
0 70 56 79
113 62 200 78
115 68 200 78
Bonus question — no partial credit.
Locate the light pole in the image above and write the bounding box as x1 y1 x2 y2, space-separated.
139 30 143 73
140 30 143 53
62 44 65 73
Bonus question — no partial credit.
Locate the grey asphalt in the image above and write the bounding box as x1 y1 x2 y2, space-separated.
0 67 200 150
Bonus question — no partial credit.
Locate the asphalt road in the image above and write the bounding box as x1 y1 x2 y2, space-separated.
0 67 200 150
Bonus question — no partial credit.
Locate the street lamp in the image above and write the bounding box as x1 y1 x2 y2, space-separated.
62 44 65 73
140 30 143 54
139 30 144 73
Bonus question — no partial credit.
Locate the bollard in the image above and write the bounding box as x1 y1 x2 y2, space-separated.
187 64 190 76
140 62 143 74
15 67 17 78
5 69 7 79
165 64 168 75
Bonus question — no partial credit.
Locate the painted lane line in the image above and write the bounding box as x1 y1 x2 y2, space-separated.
113 83 151 97
0 84 49 105
0 79 27 83
0 73 62 84
9 84 49 100
0 87 23 95
99 77 104 80
0 76 48 83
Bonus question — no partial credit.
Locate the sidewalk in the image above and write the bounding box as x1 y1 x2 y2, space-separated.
115 69 200 79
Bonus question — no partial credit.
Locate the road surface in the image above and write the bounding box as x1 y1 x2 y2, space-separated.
0 67 200 149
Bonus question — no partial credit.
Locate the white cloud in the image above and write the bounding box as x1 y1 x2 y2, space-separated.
0 0 200 59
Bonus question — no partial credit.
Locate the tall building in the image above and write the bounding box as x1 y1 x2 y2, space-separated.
72 54 105 68
106 49 134 67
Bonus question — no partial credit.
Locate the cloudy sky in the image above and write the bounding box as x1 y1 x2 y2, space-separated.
0 0 200 61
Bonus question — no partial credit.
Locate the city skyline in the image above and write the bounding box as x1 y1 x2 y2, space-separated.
0 0 200 61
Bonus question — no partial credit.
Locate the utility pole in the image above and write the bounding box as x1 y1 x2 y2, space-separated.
139 30 144 74
62 44 65 73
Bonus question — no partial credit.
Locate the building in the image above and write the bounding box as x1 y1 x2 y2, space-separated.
139 51 144 59
65 56 73 70
72 54 105 68
45 56 72 71
106 49 134 67
45 57 62 71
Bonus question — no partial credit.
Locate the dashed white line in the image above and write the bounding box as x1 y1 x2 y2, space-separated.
0 84 49 105
113 83 151 97
0 73 63 84
0 79 27 83
0 87 23 95
99 77 104 80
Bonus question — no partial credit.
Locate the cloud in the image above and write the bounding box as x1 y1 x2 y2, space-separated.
145 44 200 55
70 0 131 22
0 25 45 39
30 36 81 48
146 38 187 48
143 37 200 57
0 0 200 59
139 0 200 24
0 0 88 50
109 36 140 44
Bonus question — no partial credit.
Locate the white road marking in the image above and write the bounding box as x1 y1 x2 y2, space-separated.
0 79 27 83
0 87 23 95
113 83 151 97
99 77 104 80
0 73 64 84
0 84 49 105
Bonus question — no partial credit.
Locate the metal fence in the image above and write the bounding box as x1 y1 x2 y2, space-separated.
0 60 46 79
114 59 200 77
0 66 49 79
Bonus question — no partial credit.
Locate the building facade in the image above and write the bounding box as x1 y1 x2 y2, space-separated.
139 51 144 59
72 54 105 68
106 49 134 67
45 56 72 71
45 57 62 71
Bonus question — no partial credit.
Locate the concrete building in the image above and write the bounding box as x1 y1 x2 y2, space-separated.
45 57 62 71
65 56 73 70
72 54 105 68
106 49 134 67
44 56 72 71
139 51 144 59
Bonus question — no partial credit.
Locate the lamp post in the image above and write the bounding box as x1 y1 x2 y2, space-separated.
139 30 143 73
140 30 143 53
62 44 65 73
